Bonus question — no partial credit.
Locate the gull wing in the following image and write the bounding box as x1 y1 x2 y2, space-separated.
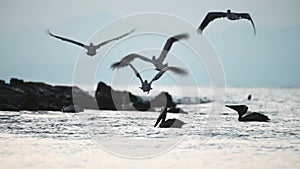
111 53 153 70
150 69 166 84
127 63 144 84
46 29 85 47
235 13 256 35
166 66 188 76
95 29 135 49
197 12 227 33
157 33 189 63
150 66 187 85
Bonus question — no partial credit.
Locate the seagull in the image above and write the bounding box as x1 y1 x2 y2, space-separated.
121 62 182 94
111 33 189 74
197 9 256 35
225 105 270 122
154 107 186 128
46 29 135 56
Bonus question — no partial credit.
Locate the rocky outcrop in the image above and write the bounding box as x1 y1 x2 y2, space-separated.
150 92 176 108
95 82 151 111
0 78 97 111
0 78 191 113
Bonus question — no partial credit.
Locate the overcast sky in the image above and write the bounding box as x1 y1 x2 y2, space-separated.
1 0 300 90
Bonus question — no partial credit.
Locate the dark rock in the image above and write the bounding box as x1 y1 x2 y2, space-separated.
10 78 24 85
95 81 152 111
150 92 176 108
129 93 151 111
0 80 5 85
0 78 96 111
0 78 178 112
62 105 83 113
167 107 188 114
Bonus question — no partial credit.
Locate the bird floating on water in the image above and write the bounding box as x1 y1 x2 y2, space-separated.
225 105 270 122
197 9 256 35
46 29 135 56
111 33 189 74
154 107 186 128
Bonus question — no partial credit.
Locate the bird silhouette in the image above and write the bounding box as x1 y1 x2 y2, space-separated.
111 33 189 74
154 107 186 128
117 62 184 94
225 105 270 122
46 29 135 56
197 9 256 35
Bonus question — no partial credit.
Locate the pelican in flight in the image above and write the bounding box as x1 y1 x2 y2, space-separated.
46 29 135 56
197 9 256 35
121 62 185 94
111 33 189 74
154 107 186 128
225 105 270 122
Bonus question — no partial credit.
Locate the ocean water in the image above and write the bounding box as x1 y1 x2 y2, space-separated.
0 87 299 169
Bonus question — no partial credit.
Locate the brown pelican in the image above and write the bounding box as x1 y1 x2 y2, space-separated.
225 105 270 122
197 9 256 35
111 33 189 74
154 107 186 128
121 62 185 94
46 29 135 56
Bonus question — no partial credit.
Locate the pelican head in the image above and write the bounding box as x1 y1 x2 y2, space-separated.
145 80 148 84
89 42 94 46
152 55 156 61
227 9 231 14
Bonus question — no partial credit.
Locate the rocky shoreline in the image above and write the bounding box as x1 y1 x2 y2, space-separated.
0 78 185 113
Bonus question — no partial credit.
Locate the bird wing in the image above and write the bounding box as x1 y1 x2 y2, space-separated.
46 29 85 47
166 66 188 76
157 33 189 63
95 29 135 49
236 13 256 35
150 66 187 84
111 53 153 70
150 69 167 84
127 63 144 84
197 12 227 33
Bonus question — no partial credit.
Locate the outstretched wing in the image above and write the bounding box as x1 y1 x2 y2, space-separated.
46 29 85 47
127 63 143 84
111 53 153 70
150 69 166 84
197 12 227 33
236 13 256 35
157 33 189 63
95 29 135 49
166 66 188 76
150 66 187 84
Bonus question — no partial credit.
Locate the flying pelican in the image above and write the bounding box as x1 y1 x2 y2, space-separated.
225 105 270 122
197 9 256 35
122 62 184 93
154 107 186 128
111 33 189 74
46 29 135 56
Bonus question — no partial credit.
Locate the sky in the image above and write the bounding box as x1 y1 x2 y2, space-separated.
1 0 300 91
